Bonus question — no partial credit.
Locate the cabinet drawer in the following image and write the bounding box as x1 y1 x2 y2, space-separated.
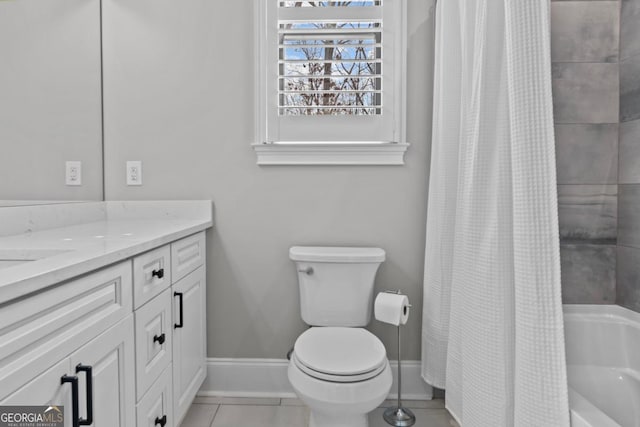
0 261 133 400
135 288 173 401
134 245 171 309
136 364 174 427
170 232 205 283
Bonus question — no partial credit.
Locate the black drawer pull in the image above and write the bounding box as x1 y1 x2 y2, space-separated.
174 291 184 329
152 268 165 279
155 415 167 426
153 333 166 345
75 364 94 426
61 375 79 427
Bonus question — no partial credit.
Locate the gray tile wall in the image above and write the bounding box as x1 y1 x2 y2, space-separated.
551 0 620 303
618 184 640 310
558 185 617 243
617 0 640 311
621 0 640 121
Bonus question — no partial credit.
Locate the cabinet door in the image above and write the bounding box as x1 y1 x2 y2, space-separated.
1 359 72 424
172 266 206 425
70 315 135 427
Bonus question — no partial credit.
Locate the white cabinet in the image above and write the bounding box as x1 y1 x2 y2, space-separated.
136 364 173 427
132 231 207 426
0 261 133 400
172 266 207 424
2 316 135 427
69 316 136 427
133 245 172 309
1 359 73 422
132 232 207 426
135 288 173 400
1 231 207 427
170 232 205 284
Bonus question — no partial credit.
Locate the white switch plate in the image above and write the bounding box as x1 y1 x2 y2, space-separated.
126 161 142 186
65 161 82 186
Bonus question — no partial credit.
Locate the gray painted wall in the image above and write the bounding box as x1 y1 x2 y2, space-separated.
551 0 621 303
102 0 436 359
0 0 104 202
617 0 640 310
100 0 629 357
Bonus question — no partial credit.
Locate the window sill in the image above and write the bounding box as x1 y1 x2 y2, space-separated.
251 142 410 166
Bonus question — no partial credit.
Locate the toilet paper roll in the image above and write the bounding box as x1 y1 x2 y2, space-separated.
374 292 410 326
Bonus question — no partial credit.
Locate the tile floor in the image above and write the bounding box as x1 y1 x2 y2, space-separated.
180 396 459 427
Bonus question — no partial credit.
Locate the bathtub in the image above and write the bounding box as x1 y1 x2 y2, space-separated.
564 305 640 427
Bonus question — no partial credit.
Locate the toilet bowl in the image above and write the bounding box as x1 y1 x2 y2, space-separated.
288 247 391 427
288 327 392 427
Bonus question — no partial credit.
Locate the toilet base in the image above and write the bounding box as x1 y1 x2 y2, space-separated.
310 411 368 427
288 355 392 427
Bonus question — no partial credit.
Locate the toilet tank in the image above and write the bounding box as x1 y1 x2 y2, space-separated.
289 246 385 327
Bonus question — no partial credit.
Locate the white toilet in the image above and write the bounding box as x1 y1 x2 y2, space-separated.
288 246 392 427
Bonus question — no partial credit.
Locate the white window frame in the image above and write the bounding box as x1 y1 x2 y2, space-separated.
253 0 409 166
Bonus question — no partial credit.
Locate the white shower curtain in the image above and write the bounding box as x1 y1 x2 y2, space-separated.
421 1 570 426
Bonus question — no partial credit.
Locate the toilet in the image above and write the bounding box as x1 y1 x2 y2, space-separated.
288 246 392 427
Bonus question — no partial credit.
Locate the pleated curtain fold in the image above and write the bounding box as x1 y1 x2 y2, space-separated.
421 1 571 426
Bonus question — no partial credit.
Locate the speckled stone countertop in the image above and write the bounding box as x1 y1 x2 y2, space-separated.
0 200 212 303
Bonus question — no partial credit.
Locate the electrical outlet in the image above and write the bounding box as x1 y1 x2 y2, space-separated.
126 161 142 186
65 161 82 186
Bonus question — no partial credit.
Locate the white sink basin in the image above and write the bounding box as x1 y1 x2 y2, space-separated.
0 249 72 270
0 259 33 269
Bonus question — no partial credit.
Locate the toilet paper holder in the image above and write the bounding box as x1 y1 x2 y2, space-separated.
382 290 412 307
381 290 416 427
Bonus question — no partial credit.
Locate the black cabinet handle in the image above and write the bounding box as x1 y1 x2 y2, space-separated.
61 375 79 427
174 291 184 329
155 415 167 426
152 268 165 279
75 364 93 426
153 333 166 345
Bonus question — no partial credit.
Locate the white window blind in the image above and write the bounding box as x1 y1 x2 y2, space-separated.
257 0 406 147
278 1 383 116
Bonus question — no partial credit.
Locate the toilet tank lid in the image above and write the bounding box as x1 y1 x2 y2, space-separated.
289 246 385 263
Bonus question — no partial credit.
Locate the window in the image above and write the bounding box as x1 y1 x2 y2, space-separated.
254 0 409 165
278 3 382 116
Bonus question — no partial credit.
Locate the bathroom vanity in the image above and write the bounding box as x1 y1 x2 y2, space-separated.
0 201 212 427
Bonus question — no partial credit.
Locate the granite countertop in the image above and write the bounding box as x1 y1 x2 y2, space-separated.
0 200 213 303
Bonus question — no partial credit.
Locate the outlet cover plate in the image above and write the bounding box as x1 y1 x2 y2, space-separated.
126 161 142 186
65 161 82 186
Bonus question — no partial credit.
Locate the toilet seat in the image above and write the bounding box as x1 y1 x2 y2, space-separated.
293 327 387 383
293 353 387 383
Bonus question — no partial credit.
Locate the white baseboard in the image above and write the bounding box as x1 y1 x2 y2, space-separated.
199 358 433 400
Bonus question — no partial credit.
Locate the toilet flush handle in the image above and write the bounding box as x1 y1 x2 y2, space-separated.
298 266 314 275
